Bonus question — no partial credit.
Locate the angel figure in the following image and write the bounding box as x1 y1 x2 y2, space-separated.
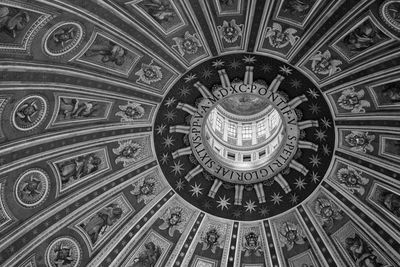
337 88 370 113
310 50 342 76
265 22 299 48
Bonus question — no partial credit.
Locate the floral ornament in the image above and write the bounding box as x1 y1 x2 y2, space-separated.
172 31 202 56
309 50 342 76
337 88 370 113
113 140 143 167
201 228 224 253
336 167 369 196
217 19 243 44
159 206 186 237
135 59 163 85
130 176 158 204
243 232 262 257
265 22 300 48
116 101 145 122
344 131 375 153
314 198 343 229
278 222 306 251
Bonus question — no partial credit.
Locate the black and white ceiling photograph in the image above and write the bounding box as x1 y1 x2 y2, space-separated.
0 0 400 266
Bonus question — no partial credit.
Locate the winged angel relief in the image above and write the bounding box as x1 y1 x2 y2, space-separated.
265 22 300 48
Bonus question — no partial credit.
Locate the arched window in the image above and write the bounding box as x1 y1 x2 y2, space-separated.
228 122 237 137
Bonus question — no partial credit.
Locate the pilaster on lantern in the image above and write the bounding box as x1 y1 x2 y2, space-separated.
169 125 190 134
254 183 266 203
289 160 309 176
298 140 318 151
274 174 291 193
234 184 244 205
269 74 285 93
244 66 254 86
208 179 223 198
288 95 308 109
172 147 192 159
218 69 231 89
176 102 197 115
298 120 319 130
194 81 213 99
184 165 203 182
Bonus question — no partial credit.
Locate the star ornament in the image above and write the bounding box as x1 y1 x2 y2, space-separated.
290 193 299 205
279 65 293 75
290 79 302 89
164 97 176 108
242 55 256 64
309 103 321 114
229 58 241 69
176 179 185 191
294 177 307 190
156 124 166 135
212 59 225 68
216 195 231 210
164 110 176 122
170 160 184 175
244 200 257 213
202 68 213 78
307 88 319 99
184 73 197 83
309 154 321 167
179 86 190 98
160 153 169 165
162 135 175 148
310 171 320 183
322 144 331 156
190 182 203 197
321 117 332 128
314 129 327 142
261 63 272 73
271 192 283 205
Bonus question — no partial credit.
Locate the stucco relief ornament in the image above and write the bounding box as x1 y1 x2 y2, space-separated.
172 31 202 56
116 102 145 122
310 50 342 76
344 131 375 153
12 96 47 131
243 232 262 257
217 19 243 43
46 237 81 267
130 176 158 204
15 169 49 208
337 88 370 113
278 222 306 251
336 167 369 196
135 60 163 85
380 0 400 32
314 198 343 229
113 140 143 167
265 22 300 48
200 228 224 253
159 206 186 237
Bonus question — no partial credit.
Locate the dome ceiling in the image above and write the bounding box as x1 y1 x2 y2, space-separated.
0 0 399 267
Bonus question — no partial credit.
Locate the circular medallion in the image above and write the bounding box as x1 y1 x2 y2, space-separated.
380 0 400 32
46 237 81 267
154 53 335 220
43 22 84 56
12 95 48 131
15 168 50 208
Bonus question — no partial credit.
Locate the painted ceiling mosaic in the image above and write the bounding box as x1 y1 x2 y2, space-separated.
0 0 400 266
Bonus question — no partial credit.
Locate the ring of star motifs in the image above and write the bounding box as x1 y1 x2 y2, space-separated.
154 54 334 221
